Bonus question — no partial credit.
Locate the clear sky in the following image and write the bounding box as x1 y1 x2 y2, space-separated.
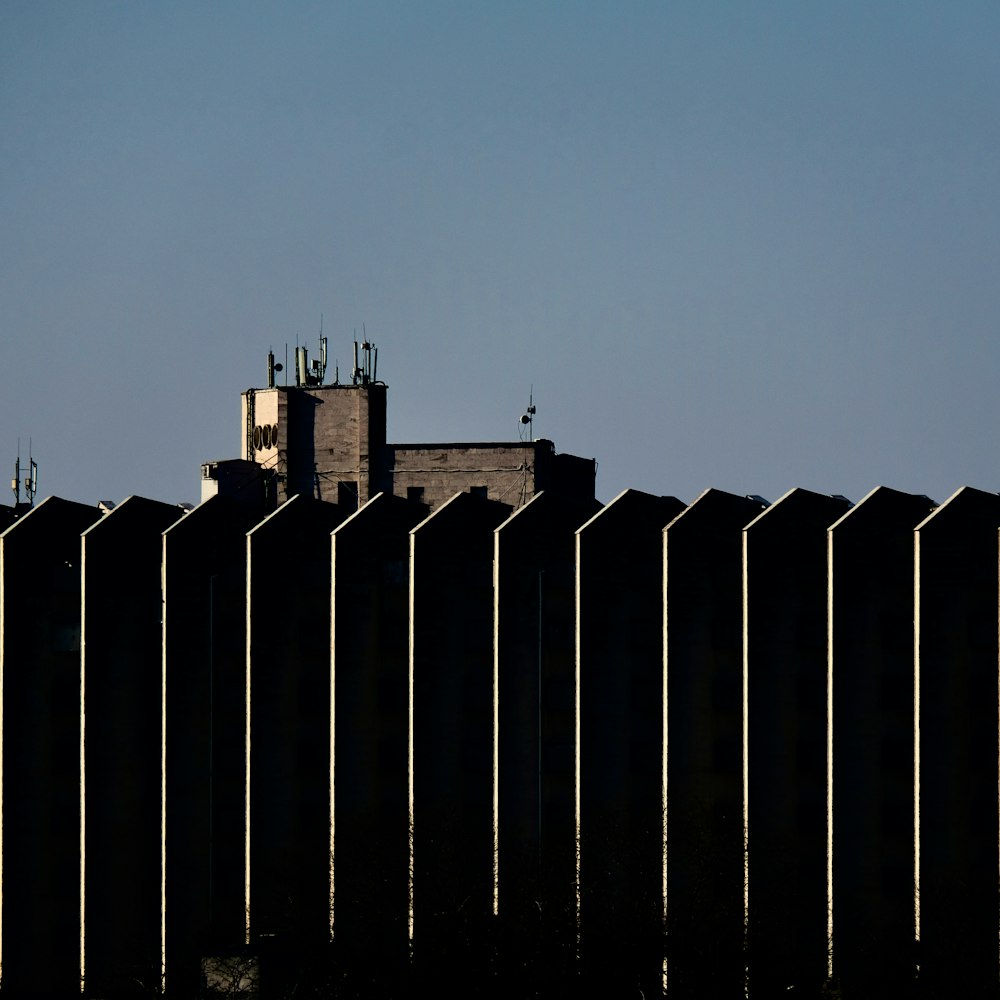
3 2 999 509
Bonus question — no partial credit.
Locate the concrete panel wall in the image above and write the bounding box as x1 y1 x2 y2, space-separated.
409 491 511 971
391 442 545 511
246 496 346 954
494 491 601 986
245 384 388 506
8 476 1000 994
663 488 765 999
744 488 850 995
292 384 386 506
162 495 267 996
828 486 934 994
914 487 1000 994
576 489 685 996
0 497 100 995
330 492 427 980
81 496 186 997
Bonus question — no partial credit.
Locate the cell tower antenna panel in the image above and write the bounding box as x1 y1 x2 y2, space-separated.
26 456 37 505
318 334 328 385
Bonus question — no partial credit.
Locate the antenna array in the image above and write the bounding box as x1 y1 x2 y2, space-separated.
11 441 38 508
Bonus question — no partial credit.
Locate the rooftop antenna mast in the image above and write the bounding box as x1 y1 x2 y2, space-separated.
316 314 328 385
519 387 536 440
353 325 376 386
11 439 38 508
266 346 284 388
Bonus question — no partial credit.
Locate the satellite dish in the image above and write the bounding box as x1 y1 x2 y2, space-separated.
274 363 284 373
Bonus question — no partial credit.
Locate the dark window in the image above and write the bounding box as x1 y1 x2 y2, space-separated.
407 486 425 503
470 485 488 498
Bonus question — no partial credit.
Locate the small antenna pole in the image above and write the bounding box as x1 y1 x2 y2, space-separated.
27 441 37 507
519 387 536 439
318 316 328 385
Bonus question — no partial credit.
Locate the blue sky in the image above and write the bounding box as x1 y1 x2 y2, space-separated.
3 2 999 508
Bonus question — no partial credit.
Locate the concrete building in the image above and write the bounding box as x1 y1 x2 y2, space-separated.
8 341 1000 996
914 487 1000 995
201 340 596 512
409 491 512 972
576 489 685 998
246 496 347 948
743 488 851 995
162 495 267 997
330 491 427 982
829 486 934 995
494 489 599 986
663 488 765 1000
81 496 187 998
0 497 100 996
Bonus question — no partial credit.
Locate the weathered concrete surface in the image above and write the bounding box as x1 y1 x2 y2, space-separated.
81 496 186 998
409 491 512 966
493 491 601 986
330 492 428 973
744 488 850 996
664 488 765 1000
389 439 596 511
231 373 595 514
246 496 346 950
914 487 1000 994
0 497 100 995
243 383 389 507
576 488 685 997
828 487 933 993
162 495 268 996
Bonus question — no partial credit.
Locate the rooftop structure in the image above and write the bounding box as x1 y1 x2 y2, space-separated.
201 339 597 512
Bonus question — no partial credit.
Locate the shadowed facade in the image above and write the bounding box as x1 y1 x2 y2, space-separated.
330 492 428 984
246 496 347 962
8 451 1000 994
494 491 601 989
829 486 934 996
914 487 1000 995
663 488 765 1000
744 488 851 995
162 495 267 996
409 491 511 978
0 497 100 996
576 489 686 998
81 496 186 997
